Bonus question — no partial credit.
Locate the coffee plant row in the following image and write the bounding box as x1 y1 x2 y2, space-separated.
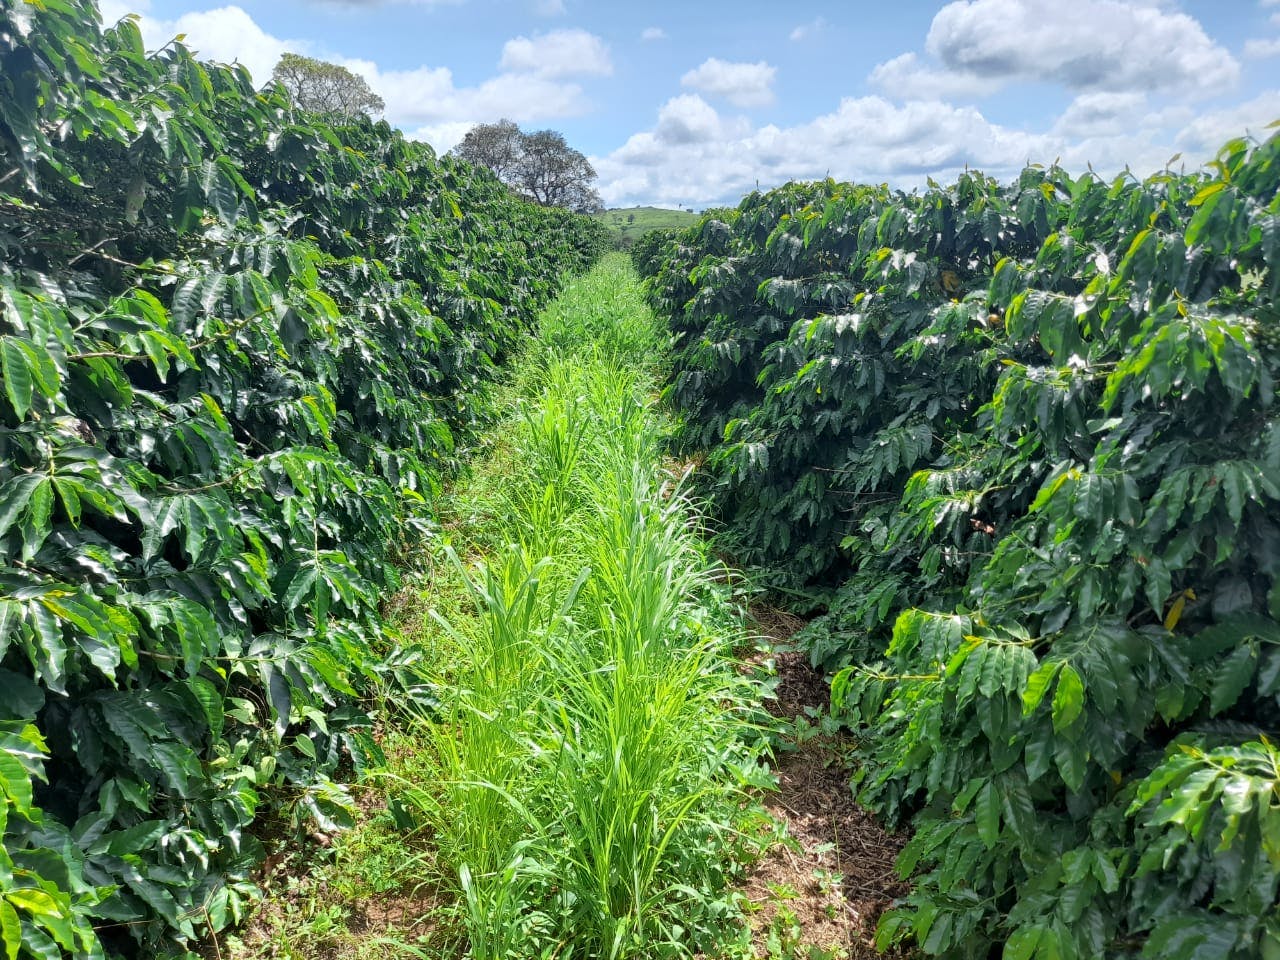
641 128 1280 958
0 2 608 957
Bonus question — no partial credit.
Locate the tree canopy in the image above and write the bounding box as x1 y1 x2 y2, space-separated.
451 118 523 181
452 120 602 213
272 53 385 119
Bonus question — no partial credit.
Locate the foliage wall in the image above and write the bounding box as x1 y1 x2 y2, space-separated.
641 130 1280 958
0 2 607 956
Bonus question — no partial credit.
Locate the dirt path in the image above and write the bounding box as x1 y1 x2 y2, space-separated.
742 609 908 959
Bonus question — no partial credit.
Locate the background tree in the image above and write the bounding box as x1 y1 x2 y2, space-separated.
451 118 523 182
451 120 602 213
515 129 601 212
272 53 385 119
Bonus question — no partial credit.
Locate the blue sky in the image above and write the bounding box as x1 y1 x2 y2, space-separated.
99 0 1280 208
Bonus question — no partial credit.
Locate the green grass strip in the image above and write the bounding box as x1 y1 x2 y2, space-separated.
395 254 766 959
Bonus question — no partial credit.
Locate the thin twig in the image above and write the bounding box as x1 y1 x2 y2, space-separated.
203 908 224 960
69 305 273 365
68 244 172 274
158 461 259 494
67 235 121 269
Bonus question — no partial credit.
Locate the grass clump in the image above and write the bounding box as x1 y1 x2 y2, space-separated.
400 254 768 958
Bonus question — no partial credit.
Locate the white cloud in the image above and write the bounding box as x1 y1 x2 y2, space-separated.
789 17 827 42
338 27 611 136
870 51 999 100
1175 91 1280 154
404 121 475 153
680 57 776 108
1249 0 1280 45
500 28 612 77
344 57 594 129
595 96 1053 207
99 0 151 25
919 0 1239 98
594 88 1278 209
299 0 465 6
640 26 667 41
871 0 1241 106
654 94 733 145
1051 91 1150 138
1245 36 1280 58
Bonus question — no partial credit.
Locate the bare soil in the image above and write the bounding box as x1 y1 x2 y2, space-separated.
203 730 457 960
741 607 908 959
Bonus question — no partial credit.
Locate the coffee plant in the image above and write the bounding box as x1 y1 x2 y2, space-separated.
642 129 1280 957
0 2 607 957
628 226 679 280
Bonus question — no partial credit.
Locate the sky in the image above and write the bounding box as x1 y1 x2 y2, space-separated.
96 0 1280 209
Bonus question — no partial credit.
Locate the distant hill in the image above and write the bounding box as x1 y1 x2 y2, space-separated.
594 206 700 245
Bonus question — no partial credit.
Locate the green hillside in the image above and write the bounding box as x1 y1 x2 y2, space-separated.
595 205 700 244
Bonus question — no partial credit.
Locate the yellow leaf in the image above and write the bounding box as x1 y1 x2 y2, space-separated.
1188 181 1227 207
1164 589 1193 631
